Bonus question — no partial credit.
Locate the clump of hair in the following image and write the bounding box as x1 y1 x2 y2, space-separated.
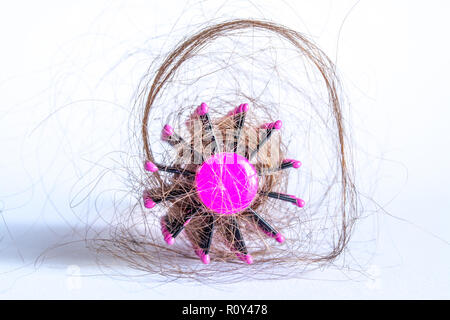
94 19 358 281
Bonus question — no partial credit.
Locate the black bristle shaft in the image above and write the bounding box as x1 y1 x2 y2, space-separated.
246 208 279 238
164 205 201 239
249 127 276 160
260 191 297 204
232 112 247 153
227 216 248 255
156 164 195 177
199 112 220 155
196 214 215 255
149 188 189 204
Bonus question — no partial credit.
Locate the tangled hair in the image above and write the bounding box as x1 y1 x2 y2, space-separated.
96 19 358 281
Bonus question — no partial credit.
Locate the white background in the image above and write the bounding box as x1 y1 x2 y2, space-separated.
0 0 449 299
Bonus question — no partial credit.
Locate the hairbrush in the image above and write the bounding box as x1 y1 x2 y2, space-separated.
143 102 304 264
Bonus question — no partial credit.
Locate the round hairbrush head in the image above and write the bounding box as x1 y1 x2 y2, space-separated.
143 102 304 264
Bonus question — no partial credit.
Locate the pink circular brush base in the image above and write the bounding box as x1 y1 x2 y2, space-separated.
195 152 258 215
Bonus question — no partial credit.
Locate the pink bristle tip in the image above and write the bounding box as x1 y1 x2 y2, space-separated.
196 102 209 116
194 249 210 264
228 103 249 116
293 160 302 168
261 120 282 130
236 253 253 265
275 233 285 243
143 197 155 209
283 159 302 169
201 254 210 265
162 124 174 139
165 236 175 245
274 120 282 129
295 198 305 208
239 103 249 113
160 218 175 245
144 161 158 172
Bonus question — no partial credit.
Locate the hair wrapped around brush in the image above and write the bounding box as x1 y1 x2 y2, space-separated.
103 19 357 280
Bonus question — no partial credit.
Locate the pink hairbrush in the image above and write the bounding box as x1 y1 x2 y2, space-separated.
143 102 304 264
